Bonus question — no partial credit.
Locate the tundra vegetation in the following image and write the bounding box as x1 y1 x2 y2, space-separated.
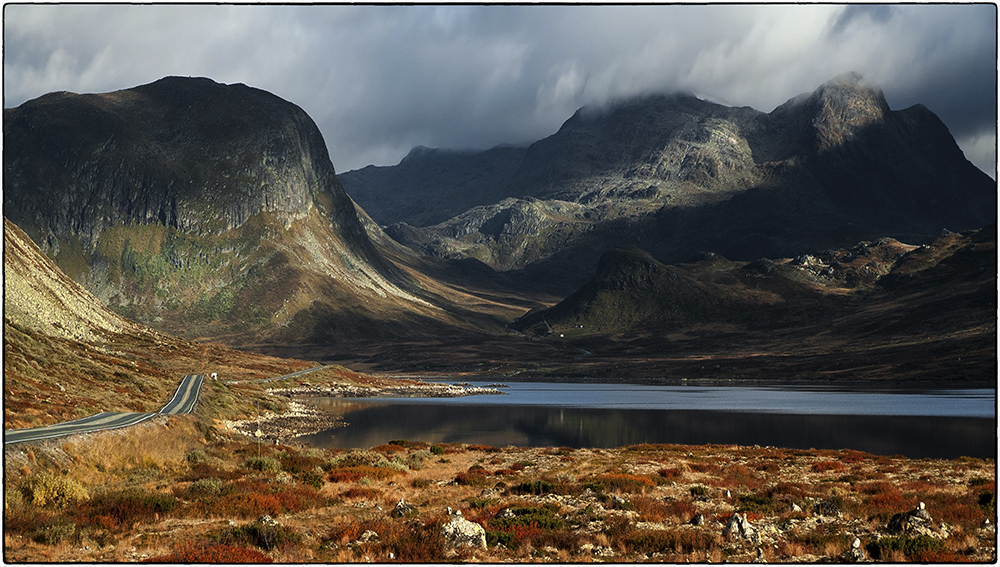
4 404 995 563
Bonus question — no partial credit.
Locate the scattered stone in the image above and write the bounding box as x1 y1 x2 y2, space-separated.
255 514 280 527
391 498 417 518
441 508 487 550
888 502 935 536
357 530 379 544
751 548 767 563
691 512 705 526
838 537 866 562
723 513 761 545
813 498 842 517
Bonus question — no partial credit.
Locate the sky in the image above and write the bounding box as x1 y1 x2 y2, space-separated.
4 4 997 177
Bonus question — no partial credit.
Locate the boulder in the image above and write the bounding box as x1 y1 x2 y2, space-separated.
441 509 487 550
723 512 761 545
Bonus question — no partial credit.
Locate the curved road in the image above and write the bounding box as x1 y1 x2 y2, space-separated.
5 374 204 445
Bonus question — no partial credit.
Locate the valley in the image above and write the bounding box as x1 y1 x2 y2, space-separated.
2 73 994 563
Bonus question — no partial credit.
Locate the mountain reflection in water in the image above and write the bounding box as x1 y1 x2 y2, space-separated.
299 399 995 460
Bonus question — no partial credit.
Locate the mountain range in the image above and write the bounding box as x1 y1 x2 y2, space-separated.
3 74 995 383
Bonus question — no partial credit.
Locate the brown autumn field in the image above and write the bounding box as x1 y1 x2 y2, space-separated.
4 367 996 564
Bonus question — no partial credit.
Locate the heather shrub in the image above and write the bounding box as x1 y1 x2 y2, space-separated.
812 460 846 473
328 465 405 483
78 487 177 530
584 473 655 494
20 472 88 508
658 466 685 480
213 492 281 518
633 495 670 522
455 465 490 487
144 541 272 563
341 487 383 500
625 528 720 554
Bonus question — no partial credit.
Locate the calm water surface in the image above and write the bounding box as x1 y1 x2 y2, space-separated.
298 381 996 459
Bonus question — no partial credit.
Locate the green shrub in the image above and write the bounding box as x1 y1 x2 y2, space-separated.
186 449 212 464
514 480 557 495
430 445 445 456
738 492 774 513
244 456 282 473
217 521 302 551
21 472 89 508
488 505 563 530
866 534 944 561
32 522 76 545
188 477 224 497
690 485 708 497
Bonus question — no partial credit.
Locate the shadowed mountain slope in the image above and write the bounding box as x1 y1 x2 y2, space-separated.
3 77 490 345
342 74 995 289
2 217 318 429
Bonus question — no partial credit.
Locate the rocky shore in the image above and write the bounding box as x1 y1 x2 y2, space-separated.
223 382 506 443
268 382 507 398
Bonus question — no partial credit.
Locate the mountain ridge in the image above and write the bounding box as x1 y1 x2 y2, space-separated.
341 74 994 285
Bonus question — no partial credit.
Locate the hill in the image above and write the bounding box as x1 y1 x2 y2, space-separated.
504 227 996 384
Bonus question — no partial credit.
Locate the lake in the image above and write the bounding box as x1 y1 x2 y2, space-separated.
297 381 996 459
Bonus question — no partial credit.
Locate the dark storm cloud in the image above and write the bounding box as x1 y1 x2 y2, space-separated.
3 4 995 176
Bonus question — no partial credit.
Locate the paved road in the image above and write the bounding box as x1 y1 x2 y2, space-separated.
4 374 205 445
159 374 205 415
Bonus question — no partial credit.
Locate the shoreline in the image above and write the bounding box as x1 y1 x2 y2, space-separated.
224 382 507 443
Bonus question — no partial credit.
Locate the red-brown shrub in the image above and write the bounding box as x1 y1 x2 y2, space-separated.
688 462 722 474
587 473 655 493
273 485 326 513
812 461 847 473
214 492 282 518
340 487 383 500
143 542 272 563
658 467 685 480
328 466 404 483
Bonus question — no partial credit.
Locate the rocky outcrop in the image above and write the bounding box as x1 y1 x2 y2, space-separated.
723 512 761 545
441 508 487 550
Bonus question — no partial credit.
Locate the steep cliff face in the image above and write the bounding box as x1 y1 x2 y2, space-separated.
3 77 430 343
343 74 995 284
6 77 362 245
